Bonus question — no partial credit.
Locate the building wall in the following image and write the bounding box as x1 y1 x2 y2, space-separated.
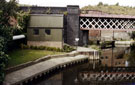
29 14 63 28
27 41 62 48
89 30 131 41
89 30 101 40
27 28 62 41
21 6 84 46
114 31 130 40
27 14 63 48
67 5 81 46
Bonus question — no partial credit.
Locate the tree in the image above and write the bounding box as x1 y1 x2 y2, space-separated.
0 0 18 84
97 2 103 6
115 3 119 6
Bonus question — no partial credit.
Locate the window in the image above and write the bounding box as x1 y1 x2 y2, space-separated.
45 29 51 35
33 29 39 35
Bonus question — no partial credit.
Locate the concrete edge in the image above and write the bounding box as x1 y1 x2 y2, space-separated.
6 52 80 74
5 50 93 74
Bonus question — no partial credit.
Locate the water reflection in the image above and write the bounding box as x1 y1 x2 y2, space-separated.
34 63 89 85
100 47 129 67
34 46 135 85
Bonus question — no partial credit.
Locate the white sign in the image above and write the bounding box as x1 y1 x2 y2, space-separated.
75 38 79 41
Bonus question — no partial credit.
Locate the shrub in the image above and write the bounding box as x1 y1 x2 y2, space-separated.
131 31 135 40
0 37 5 51
63 45 75 52
20 44 75 52
0 51 9 84
38 46 45 50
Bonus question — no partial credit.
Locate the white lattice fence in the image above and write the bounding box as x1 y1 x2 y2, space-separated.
80 18 135 30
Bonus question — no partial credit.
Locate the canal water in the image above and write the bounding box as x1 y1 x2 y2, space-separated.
33 45 135 85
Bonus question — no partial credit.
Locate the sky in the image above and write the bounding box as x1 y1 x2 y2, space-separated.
10 0 135 8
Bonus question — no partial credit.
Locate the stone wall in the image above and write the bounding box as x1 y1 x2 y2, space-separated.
66 5 80 45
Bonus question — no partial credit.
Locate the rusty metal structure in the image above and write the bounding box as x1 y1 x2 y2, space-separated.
80 11 135 31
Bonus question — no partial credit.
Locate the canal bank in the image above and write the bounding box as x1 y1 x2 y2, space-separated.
4 47 98 85
34 45 135 85
4 45 135 85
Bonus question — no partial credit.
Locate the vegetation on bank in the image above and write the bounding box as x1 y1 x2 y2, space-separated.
130 31 135 40
6 44 75 67
89 45 100 51
7 49 64 67
81 2 135 16
21 44 75 52
0 0 18 84
0 0 30 84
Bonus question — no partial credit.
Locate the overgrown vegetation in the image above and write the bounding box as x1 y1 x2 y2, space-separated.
21 44 75 52
0 0 30 84
13 11 30 35
130 31 135 40
81 2 135 15
0 0 18 84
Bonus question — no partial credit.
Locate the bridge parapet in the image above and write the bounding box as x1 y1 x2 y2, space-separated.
80 16 135 31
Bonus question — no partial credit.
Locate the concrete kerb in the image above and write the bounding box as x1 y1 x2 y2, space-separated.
9 56 88 85
5 51 81 74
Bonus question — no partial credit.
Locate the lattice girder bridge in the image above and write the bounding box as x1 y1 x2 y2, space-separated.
80 14 135 31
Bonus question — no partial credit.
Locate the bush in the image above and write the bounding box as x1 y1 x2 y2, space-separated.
20 44 75 52
63 45 75 52
0 51 9 84
38 46 45 50
0 37 5 52
131 31 135 40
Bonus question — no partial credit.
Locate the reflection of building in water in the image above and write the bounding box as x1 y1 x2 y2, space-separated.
100 47 129 67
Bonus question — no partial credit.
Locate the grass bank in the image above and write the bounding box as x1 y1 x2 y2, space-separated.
7 49 64 67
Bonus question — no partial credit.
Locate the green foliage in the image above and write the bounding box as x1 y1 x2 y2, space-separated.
13 11 30 35
0 52 9 84
0 0 18 26
7 49 64 67
0 37 5 52
90 45 100 51
0 0 18 83
63 11 68 15
97 2 103 6
63 45 75 52
81 2 135 15
130 31 135 40
20 44 75 52
0 26 13 51
115 3 119 6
